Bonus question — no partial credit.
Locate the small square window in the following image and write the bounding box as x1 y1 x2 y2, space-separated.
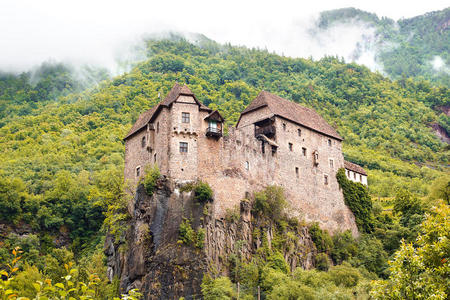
182 112 190 123
180 142 188 153
302 147 306 156
288 143 293 151
328 139 332 146
298 129 302 137
136 166 141 177
324 175 328 185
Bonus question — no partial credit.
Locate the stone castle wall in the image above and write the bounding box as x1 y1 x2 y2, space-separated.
124 95 358 235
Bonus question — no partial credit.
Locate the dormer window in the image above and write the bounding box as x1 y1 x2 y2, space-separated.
182 112 190 123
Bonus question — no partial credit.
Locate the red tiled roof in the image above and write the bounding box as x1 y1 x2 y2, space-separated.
239 91 342 140
124 105 159 140
344 161 367 176
124 83 211 140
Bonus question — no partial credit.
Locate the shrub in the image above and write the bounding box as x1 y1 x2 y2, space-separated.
178 218 205 249
253 185 287 222
178 218 196 246
201 275 235 300
328 262 361 287
194 180 213 202
142 166 160 196
225 205 240 223
308 223 333 253
330 230 357 264
315 253 329 271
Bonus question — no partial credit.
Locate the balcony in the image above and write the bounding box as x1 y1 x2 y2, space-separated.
206 126 222 138
255 125 276 138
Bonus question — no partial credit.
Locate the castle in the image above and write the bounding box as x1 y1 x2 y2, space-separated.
124 83 367 234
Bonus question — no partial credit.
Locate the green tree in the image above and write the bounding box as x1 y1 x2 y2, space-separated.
371 203 450 299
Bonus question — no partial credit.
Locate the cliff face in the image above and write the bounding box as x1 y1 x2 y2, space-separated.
105 179 316 299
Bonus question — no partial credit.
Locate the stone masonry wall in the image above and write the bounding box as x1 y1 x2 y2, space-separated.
125 96 358 235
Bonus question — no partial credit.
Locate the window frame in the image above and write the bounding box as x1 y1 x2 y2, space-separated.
181 112 190 123
288 142 293 151
179 142 188 153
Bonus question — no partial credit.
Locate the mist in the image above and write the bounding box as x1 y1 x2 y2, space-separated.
0 0 448 76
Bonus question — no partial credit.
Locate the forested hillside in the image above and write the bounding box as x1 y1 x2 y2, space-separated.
0 35 449 298
318 7 450 86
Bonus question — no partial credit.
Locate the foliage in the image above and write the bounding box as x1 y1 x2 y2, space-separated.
253 186 287 223
178 218 205 249
393 188 425 228
0 247 139 299
371 203 450 299
308 223 333 254
428 175 450 204
141 165 160 196
330 230 357 264
318 7 450 86
314 253 329 271
201 275 235 300
193 180 213 203
337 168 374 232
224 205 240 223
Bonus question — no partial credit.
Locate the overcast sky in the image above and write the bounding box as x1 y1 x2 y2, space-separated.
0 0 448 73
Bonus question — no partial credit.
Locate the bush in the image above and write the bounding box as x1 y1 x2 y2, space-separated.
142 166 160 196
194 180 213 203
253 186 287 222
201 275 235 300
178 218 205 249
330 230 357 264
329 262 361 287
315 253 329 271
308 223 333 253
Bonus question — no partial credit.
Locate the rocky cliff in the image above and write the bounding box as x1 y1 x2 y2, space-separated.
105 178 317 299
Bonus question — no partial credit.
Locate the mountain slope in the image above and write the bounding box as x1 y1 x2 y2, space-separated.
318 7 450 86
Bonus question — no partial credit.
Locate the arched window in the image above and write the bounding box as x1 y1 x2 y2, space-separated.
141 136 146 148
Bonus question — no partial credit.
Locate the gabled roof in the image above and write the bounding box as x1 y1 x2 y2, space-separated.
344 161 367 176
124 83 211 140
238 91 342 141
204 110 224 122
124 105 159 140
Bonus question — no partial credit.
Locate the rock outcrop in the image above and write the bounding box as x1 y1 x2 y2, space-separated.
105 178 317 299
